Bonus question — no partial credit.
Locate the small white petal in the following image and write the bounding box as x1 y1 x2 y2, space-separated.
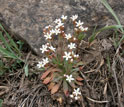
49 46 56 52
70 59 73 62
75 96 79 100
70 94 74 98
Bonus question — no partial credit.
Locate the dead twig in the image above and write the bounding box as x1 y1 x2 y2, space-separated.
0 86 9 96
112 46 123 107
86 96 109 103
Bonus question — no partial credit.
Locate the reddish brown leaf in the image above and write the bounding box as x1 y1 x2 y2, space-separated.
43 77 52 84
48 82 55 91
51 83 61 94
41 68 53 79
76 76 84 81
75 81 83 86
63 80 69 96
41 68 62 80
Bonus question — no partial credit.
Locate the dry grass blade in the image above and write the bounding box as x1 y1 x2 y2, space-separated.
112 57 123 107
86 96 109 103
0 86 9 96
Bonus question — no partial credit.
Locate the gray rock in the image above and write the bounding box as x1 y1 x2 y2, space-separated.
0 0 124 55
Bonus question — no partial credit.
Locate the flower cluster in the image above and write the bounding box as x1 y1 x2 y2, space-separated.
37 14 87 100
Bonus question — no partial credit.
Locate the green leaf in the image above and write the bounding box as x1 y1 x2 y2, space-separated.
89 25 122 44
0 99 3 107
0 46 18 59
100 0 123 32
52 58 58 65
107 56 111 72
78 33 86 41
0 31 14 54
63 80 69 96
24 64 28 77
0 24 21 54
100 0 124 45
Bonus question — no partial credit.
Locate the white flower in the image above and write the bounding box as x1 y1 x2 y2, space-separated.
70 15 78 21
50 29 55 34
56 21 64 28
54 18 61 23
76 20 84 27
44 33 52 40
54 29 61 35
49 45 56 52
65 34 72 40
73 88 81 96
66 75 74 82
63 52 72 61
37 61 45 68
40 44 48 53
61 15 67 20
70 94 74 98
42 57 49 65
68 43 76 49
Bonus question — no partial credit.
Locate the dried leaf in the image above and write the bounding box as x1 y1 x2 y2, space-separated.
76 76 84 81
48 82 55 91
43 77 52 84
63 80 68 96
75 81 83 86
51 83 61 94
41 68 53 79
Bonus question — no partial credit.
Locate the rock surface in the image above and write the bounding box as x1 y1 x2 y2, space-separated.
0 0 124 55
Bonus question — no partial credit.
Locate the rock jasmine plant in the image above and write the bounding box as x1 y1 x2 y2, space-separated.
37 15 88 101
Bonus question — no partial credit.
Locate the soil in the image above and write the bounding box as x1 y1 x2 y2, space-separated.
0 27 124 107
